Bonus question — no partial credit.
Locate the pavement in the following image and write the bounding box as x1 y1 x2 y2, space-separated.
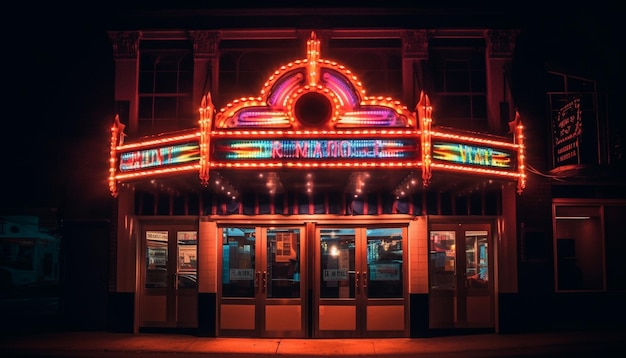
1 328 625 357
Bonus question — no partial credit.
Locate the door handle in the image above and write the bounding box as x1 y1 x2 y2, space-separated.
262 271 267 293
255 270 260 289
362 271 367 291
355 271 360 290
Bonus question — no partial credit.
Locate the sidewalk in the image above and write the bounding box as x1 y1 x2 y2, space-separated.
1 328 625 357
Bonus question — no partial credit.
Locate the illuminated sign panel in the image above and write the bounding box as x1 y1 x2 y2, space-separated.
212 138 419 161
552 97 582 167
432 142 515 169
119 143 200 172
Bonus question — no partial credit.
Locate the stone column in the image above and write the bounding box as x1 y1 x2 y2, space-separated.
485 30 518 135
108 31 141 135
401 30 428 109
189 31 221 108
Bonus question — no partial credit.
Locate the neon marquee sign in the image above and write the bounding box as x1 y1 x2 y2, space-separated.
119 143 200 172
432 142 514 169
212 139 419 161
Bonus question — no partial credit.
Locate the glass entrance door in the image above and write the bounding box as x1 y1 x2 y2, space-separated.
219 226 305 337
315 227 407 338
429 223 494 329
140 224 198 328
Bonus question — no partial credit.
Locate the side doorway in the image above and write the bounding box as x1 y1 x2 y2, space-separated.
218 226 306 337
428 222 495 330
139 221 198 329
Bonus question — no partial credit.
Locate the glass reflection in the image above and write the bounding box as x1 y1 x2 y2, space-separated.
320 228 355 298
146 231 168 288
465 231 488 289
267 228 301 298
366 228 403 298
177 231 197 289
430 231 456 290
221 227 256 297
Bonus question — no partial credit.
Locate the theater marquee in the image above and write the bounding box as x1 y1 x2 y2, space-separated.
119 142 200 172
432 142 514 169
212 138 420 161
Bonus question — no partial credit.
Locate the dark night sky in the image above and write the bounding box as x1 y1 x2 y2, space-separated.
3 3 622 217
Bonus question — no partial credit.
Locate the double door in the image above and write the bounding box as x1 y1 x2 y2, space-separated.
428 223 494 329
219 226 305 337
315 227 407 338
140 222 198 329
217 224 408 338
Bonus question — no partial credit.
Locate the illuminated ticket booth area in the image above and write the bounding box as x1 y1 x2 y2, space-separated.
108 33 525 338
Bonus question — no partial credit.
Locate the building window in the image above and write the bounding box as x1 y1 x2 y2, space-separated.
428 39 487 132
218 39 300 107
138 46 194 134
554 205 603 291
329 38 402 101
552 201 626 292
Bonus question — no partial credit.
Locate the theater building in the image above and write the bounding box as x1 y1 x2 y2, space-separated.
106 23 525 337
102 8 623 338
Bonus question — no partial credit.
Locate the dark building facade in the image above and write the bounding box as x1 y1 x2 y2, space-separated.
90 6 625 338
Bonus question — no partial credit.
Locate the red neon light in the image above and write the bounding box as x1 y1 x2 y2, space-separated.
107 32 527 197
115 165 200 181
116 131 199 151
209 161 419 169
108 114 126 197
515 110 526 193
211 129 419 137
199 93 214 185
417 92 432 186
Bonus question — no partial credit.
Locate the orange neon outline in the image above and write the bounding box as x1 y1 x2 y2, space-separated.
516 118 526 194
416 92 432 187
209 161 420 169
199 93 214 185
107 34 526 197
115 165 200 181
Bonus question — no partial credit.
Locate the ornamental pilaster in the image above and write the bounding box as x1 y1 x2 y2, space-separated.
189 30 221 59
108 31 141 60
485 30 519 58
402 30 428 60
402 30 428 109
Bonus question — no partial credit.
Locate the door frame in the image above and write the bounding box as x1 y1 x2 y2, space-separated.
217 224 307 337
428 217 496 330
138 217 199 329
211 216 414 338
313 225 409 338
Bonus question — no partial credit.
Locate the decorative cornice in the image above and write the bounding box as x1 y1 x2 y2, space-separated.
485 30 519 58
189 30 221 59
108 31 141 59
402 30 428 59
